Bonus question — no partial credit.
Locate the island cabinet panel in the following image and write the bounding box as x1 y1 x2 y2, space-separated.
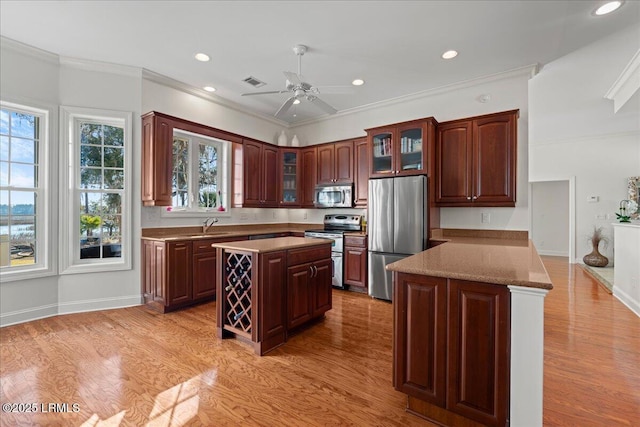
447 279 510 427
287 263 314 329
394 273 511 427
258 251 287 348
393 274 447 407
311 258 332 316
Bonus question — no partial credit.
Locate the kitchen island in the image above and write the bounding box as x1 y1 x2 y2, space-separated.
386 232 552 427
212 237 333 355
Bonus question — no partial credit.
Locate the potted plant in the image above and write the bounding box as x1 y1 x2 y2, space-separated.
583 226 609 267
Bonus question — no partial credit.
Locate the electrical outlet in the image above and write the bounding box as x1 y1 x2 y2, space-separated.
481 213 491 223
303 212 308 220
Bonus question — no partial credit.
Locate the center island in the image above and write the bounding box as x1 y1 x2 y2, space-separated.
386 231 553 427
212 237 333 355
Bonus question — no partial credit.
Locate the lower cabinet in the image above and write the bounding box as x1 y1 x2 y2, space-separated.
287 247 332 328
344 235 368 289
394 273 510 427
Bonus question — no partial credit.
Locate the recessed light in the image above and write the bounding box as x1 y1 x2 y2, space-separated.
442 50 458 60
293 99 301 105
352 79 365 86
195 53 210 62
203 86 216 92
594 1 622 15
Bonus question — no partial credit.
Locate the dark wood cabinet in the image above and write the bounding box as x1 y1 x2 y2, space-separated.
300 147 317 207
393 273 511 427
242 139 278 207
192 239 219 301
287 263 313 329
436 110 518 207
141 112 174 206
317 140 354 185
278 149 300 207
353 138 369 207
257 251 287 350
366 118 437 178
344 235 367 289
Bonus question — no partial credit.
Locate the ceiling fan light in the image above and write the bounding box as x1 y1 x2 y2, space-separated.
293 99 301 105
194 53 210 62
442 50 458 59
203 86 216 92
594 1 623 15
352 79 365 86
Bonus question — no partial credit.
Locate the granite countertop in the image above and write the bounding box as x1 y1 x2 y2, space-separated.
212 237 333 253
141 223 316 241
386 236 553 290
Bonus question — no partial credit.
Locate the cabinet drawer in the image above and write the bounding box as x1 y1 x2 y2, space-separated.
344 235 367 247
288 245 331 266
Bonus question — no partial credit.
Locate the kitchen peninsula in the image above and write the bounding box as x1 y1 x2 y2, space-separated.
386 230 553 427
212 237 333 355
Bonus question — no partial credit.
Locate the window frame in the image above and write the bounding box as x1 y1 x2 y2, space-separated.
162 129 232 218
59 106 132 275
0 101 53 282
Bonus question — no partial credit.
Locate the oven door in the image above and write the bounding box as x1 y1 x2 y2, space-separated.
331 253 344 288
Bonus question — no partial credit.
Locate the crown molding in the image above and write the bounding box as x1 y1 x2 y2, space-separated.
0 36 59 65
141 69 289 128
604 50 640 113
291 64 540 128
59 56 142 78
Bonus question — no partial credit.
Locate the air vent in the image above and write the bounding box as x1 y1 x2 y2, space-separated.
242 76 266 88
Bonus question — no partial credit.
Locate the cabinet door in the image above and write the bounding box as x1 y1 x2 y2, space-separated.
396 122 427 176
369 127 396 177
316 144 334 184
262 144 279 207
258 251 286 345
287 263 313 329
353 138 369 207
142 114 173 206
300 147 317 207
447 279 510 427
334 141 354 183
311 259 332 317
436 121 473 204
153 241 166 304
193 251 216 301
473 113 516 206
393 273 447 407
243 140 263 207
142 240 155 303
344 246 367 288
166 242 193 307
279 149 300 206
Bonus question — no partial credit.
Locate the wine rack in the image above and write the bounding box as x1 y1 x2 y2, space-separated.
223 251 253 334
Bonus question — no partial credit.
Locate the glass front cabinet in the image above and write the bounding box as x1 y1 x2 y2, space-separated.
279 149 300 206
367 118 437 178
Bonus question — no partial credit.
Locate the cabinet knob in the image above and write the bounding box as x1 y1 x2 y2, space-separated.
211 244 216 247
472 196 478 200
467 196 472 200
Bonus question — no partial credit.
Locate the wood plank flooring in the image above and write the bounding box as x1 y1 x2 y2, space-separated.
0 256 638 426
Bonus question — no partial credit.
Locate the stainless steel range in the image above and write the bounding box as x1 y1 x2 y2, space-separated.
304 214 362 288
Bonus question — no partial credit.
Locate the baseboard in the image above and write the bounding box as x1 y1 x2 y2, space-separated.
0 295 142 327
57 295 142 316
0 303 58 327
613 287 640 317
537 250 569 257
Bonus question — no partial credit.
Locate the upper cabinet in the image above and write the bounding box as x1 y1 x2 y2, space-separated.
436 110 518 207
243 139 279 208
317 140 354 185
353 138 369 208
279 148 300 207
299 147 317 208
366 118 437 178
141 112 174 206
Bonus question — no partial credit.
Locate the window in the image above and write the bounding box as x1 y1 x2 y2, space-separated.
167 129 230 215
0 102 49 278
60 107 131 274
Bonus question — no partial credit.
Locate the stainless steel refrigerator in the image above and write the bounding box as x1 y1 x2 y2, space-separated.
368 175 428 301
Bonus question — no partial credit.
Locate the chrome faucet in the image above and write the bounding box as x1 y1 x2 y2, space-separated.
202 217 219 233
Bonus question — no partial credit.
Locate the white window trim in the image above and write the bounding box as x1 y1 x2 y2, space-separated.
59 106 132 275
161 129 232 218
0 100 55 283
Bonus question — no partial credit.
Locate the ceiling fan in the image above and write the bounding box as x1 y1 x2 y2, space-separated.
241 44 354 119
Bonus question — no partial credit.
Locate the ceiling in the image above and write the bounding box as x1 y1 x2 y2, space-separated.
1 1 638 124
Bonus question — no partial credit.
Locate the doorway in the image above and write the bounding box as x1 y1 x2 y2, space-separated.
530 179 575 261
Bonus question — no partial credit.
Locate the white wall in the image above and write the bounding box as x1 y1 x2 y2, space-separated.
529 24 640 263
291 68 533 231
530 181 570 257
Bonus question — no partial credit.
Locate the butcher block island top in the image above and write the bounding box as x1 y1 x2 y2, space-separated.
211 236 331 253
386 234 552 290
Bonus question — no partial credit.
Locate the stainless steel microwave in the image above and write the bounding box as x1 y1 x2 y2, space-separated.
314 184 353 208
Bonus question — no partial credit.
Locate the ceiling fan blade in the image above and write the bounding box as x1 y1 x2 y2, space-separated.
309 97 337 115
313 86 355 95
275 97 295 118
283 71 302 86
241 90 288 96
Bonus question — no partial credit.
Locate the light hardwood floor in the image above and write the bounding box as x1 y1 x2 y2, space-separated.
0 256 638 426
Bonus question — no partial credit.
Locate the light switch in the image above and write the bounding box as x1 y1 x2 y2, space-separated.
587 195 599 203
481 213 491 223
